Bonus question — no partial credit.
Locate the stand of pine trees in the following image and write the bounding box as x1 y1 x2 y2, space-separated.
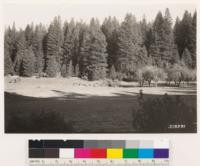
4 9 196 81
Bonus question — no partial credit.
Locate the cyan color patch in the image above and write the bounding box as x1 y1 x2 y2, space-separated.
138 149 154 158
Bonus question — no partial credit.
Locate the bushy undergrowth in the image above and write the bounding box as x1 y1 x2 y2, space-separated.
132 93 196 132
6 110 74 133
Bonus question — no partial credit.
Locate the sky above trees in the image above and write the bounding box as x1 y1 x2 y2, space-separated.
3 3 196 29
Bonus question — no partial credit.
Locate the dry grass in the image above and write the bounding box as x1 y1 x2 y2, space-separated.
5 77 196 98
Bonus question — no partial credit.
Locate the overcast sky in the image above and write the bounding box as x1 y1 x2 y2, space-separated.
3 3 196 29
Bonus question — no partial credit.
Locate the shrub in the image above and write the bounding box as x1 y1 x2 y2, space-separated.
166 64 196 86
133 93 196 132
136 66 166 87
104 79 120 87
165 64 182 86
6 110 74 133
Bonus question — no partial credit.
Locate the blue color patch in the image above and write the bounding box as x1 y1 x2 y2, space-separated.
138 149 154 158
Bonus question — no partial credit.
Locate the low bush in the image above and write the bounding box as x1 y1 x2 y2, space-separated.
132 93 196 132
6 111 74 133
136 66 166 87
165 64 196 86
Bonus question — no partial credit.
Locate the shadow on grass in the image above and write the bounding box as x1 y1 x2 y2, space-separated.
5 90 197 133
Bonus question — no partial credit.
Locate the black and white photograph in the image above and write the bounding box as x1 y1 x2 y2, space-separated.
4 3 197 133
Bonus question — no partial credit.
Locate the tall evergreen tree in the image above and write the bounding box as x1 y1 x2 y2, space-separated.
174 11 193 59
181 48 192 68
87 18 108 80
4 28 14 75
45 16 63 77
140 17 154 57
150 9 176 67
32 24 46 74
14 31 26 75
116 13 148 75
62 19 76 77
4 34 14 75
190 11 197 68
101 16 120 68
6 23 17 63
25 23 34 47
79 25 91 77
21 47 36 76
174 17 181 56
162 8 175 65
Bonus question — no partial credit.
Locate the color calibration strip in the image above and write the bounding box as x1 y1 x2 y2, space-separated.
29 140 169 159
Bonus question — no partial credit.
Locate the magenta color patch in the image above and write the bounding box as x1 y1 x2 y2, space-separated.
74 148 91 158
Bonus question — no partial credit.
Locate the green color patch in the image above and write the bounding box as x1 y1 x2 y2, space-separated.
123 149 138 158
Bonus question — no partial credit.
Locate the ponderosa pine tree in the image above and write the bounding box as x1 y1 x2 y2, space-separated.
32 24 46 74
174 11 193 59
4 35 14 75
45 16 63 77
87 18 108 80
25 23 34 47
162 8 175 67
140 17 154 55
181 48 192 68
149 11 165 67
72 22 81 73
4 29 14 75
116 13 148 76
190 11 197 68
6 23 17 63
174 17 182 57
149 9 176 68
4 9 196 79
101 16 119 68
21 47 36 76
14 31 26 75
171 44 180 65
109 65 117 80
79 25 90 77
62 19 76 77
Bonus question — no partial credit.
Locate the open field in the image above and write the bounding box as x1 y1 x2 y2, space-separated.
5 77 197 133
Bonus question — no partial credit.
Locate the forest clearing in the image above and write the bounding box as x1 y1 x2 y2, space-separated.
5 77 196 133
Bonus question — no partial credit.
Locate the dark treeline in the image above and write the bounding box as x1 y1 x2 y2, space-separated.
4 9 196 81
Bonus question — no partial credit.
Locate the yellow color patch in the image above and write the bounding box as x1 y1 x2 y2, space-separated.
107 149 123 158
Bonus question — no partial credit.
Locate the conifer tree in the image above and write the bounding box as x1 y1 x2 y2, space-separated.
25 23 34 47
149 12 164 66
174 17 181 56
162 8 175 66
149 9 176 67
79 26 90 77
87 18 108 80
174 11 193 58
4 29 14 75
21 47 36 76
4 45 14 75
190 11 196 68
45 56 57 77
181 48 192 68
14 31 26 75
45 16 63 77
32 24 46 74
116 13 148 75
109 65 117 80
6 24 17 63
140 17 155 57
62 19 76 77
101 16 119 68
